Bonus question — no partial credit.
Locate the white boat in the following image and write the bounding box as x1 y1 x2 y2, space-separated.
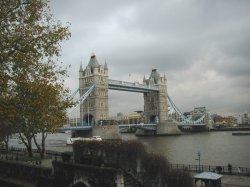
66 136 102 145
92 136 102 141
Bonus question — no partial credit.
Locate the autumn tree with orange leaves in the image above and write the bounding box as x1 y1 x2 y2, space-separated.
0 0 73 157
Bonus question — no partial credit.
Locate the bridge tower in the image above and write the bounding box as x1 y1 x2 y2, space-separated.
79 53 109 125
143 69 168 123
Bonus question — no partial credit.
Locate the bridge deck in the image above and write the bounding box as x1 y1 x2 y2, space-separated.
58 125 92 132
119 124 157 127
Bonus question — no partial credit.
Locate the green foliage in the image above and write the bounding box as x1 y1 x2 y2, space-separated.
0 0 72 157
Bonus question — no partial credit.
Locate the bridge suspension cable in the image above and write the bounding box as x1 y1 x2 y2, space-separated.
167 95 206 125
70 88 80 98
167 95 186 120
68 84 95 115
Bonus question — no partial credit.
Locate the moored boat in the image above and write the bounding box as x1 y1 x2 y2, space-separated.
66 136 102 145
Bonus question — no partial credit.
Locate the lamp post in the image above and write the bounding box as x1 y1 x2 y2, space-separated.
195 152 201 173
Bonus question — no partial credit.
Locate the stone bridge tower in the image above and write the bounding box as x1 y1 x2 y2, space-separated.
143 69 168 123
79 53 109 125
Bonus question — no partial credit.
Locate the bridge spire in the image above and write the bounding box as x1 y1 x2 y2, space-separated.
91 51 96 57
79 61 83 72
104 59 108 70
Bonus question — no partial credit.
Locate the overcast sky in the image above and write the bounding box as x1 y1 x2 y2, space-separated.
49 0 250 117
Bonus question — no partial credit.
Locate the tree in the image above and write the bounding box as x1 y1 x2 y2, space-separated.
0 0 72 157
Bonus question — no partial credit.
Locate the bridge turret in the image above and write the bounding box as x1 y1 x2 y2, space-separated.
149 69 160 84
79 53 109 126
79 63 84 89
87 53 99 75
144 69 168 124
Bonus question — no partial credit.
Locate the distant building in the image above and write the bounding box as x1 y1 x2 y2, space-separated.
236 113 249 125
236 115 242 125
242 113 249 124
113 111 145 125
214 115 235 127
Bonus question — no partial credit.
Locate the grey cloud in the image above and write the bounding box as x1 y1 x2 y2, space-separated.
50 0 250 115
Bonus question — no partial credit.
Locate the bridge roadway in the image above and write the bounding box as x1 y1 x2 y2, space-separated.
58 124 157 133
118 124 157 131
58 122 206 133
58 125 92 133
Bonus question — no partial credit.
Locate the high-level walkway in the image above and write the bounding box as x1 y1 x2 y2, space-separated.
108 79 159 93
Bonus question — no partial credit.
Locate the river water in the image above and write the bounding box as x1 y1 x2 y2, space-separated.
9 131 250 168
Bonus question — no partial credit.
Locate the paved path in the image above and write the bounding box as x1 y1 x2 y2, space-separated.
194 174 250 187
221 175 250 187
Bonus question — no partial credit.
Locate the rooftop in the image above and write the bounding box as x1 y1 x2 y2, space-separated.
194 172 223 180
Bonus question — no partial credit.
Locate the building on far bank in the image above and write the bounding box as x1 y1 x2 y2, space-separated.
111 111 145 125
236 113 249 125
214 115 235 127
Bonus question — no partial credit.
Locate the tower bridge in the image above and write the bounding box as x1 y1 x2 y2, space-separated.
62 53 211 134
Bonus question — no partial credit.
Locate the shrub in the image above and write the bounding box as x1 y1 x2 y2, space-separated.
61 152 71 163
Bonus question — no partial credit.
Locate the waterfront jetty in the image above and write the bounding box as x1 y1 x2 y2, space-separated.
232 132 250 135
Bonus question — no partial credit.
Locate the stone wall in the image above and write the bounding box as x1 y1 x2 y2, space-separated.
0 160 52 187
53 161 118 187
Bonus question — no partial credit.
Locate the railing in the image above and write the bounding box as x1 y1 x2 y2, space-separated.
0 147 67 161
170 163 250 176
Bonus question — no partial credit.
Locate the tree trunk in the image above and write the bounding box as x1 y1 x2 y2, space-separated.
41 132 46 159
33 134 42 158
33 131 47 158
18 132 33 157
40 132 46 159
3 135 9 152
27 139 33 157
4 142 9 151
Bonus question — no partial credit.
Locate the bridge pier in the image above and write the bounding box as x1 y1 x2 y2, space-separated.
71 126 121 139
135 128 156 136
72 129 92 138
156 120 181 135
91 126 121 139
135 121 181 136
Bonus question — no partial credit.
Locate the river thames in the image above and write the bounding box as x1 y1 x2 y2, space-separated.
9 131 250 168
